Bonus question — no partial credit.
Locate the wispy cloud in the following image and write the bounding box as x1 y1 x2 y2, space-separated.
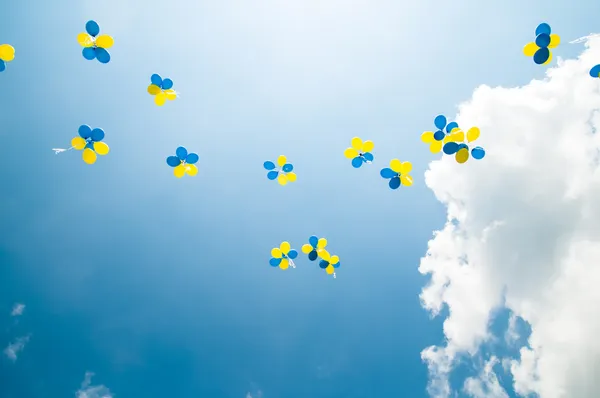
246 390 263 398
10 303 25 317
3 334 30 361
76 372 113 398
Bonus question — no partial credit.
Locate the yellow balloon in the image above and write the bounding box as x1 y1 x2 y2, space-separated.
174 164 186 178
361 140 374 153
400 161 412 174
271 248 282 258
94 141 110 155
430 140 443 153
71 137 86 150
330 255 339 265
155 92 167 106
317 238 327 249
76 33 93 48
186 164 198 176
280 241 291 255
543 51 552 65
277 173 288 185
148 84 161 95
325 265 335 274
0 44 15 62
279 258 290 269
523 42 538 57
456 148 469 164
82 148 97 164
389 159 402 173
400 175 413 186
301 244 313 254
95 35 114 49
286 172 297 182
548 34 560 49
351 137 363 151
466 127 480 143
421 131 434 143
165 89 177 100
277 155 287 167
319 250 331 261
344 147 359 159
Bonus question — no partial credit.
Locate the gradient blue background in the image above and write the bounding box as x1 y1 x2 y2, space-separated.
0 1 597 397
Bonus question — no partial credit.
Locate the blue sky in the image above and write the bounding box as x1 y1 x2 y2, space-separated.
1 1 599 397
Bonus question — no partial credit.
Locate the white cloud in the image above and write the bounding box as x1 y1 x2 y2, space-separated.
463 357 509 398
10 303 25 317
76 372 113 398
246 390 263 398
3 334 30 361
419 35 600 398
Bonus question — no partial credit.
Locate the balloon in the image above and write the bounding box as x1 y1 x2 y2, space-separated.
277 174 288 185
94 142 110 155
174 164 186 178
82 148 97 164
380 168 396 178
389 159 402 173
279 259 289 269
317 238 327 249
301 243 313 254
443 142 459 155
434 115 447 130
362 140 374 153
309 236 318 247
280 241 291 255
90 128 105 141
351 137 363 150
363 152 374 162
308 251 318 261
269 257 281 267
165 89 177 100
95 48 110 64
0 60 4 72
344 147 358 159
155 92 167 106
389 176 401 189
319 260 328 269
286 172 296 183
351 157 363 168
288 249 298 259
446 122 459 133
535 23 551 36
151 74 163 86
263 161 276 170
78 125 92 138
162 79 174 90
523 42 538 57
267 170 279 180
400 175 413 186
590 65 600 78
533 47 550 65
471 146 485 159
433 130 445 141
271 248 282 258
77 33 93 47
421 131 434 143
96 35 114 49
282 163 293 172
320 250 331 261
167 156 181 167
326 265 335 275
277 155 287 167
535 33 551 48
82 47 96 60
430 140 443 153
466 127 480 142
330 255 340 265
186 164 198 176
456 147 469 164
0 44 15 62
176 146 188 160
186 153 199 164
542 50 552 65
548 34 560 49
85 20 100 37
148 84 161 95
71 137 86 150
400 161 412 174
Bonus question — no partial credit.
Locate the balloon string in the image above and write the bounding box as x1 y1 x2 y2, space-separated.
289 259 296 268
333 272 337 279
52 146 74 154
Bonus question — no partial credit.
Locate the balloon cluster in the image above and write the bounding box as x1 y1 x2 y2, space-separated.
523 22 560 65
166 146 199 178
270 242 299 270
264 155 297 186
380 159 413 189
71 125 110 164
301 236 339 278
77 20 114 64
0 44 15 72
148 74 178 106
441 126 486 163
420 115 459 153
344 137 374 168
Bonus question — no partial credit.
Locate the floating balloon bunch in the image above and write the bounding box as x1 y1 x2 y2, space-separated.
442 126 486 163
380 159 414 189
301 236 339 278
0 44 15 72
166 146 199 178
269 242 299 270
148 74 178 106
264 155 297 186
344 137 374 168
77 20 114 64
523 22 560 65
420 115 460 153
53 125 110 164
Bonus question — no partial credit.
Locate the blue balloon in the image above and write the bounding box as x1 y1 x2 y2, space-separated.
85 20 100 37
269 257 281 267
446 122 459 133
533 47 550 65
590 64 600 78
433 130 445 141
282 163 293 172
176 146 188 160
95 48 110 64
85 142 94 150
471 146 486 160
380 168 396 179
333 261 340 268
535 23 551 36
82 47 96 60
308 250 318 261
443 142 459 155
186 153 199 164
319 260 328 269
308 235 318 247
0 60 5 72
162 78 173 90
90 128 105 141
389 176 401 189
166 156 181 167
78 125 92 138
288 249 298 259
151 74 163 86
267 170 279 180
351 157 363 168
263 161 275 170
535 33 551 48
457 143 469 151
434 115 447 130
363 152 374 162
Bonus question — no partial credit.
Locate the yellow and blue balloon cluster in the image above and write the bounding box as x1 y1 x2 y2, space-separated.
270 242 299 270
71 125 110 164
344 137 374 168
148 74 178 106
523 22 560 65
166 147 199 178
77 20 114 64
264 155 297 186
